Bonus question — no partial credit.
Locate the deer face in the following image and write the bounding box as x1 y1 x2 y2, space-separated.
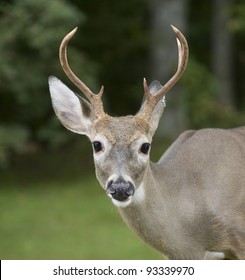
90 116 152 207
49 77 164 207
49 26 188 207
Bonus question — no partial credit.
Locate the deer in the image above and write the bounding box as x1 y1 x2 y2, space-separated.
48 26 245 260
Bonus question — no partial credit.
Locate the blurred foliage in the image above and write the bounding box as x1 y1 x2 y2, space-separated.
0 125 29 167
183 58 245 129
0 0 97 166
230 1 245 33
0 0 244 167
75 0 150 115
230 0 245 107
187 0 245 124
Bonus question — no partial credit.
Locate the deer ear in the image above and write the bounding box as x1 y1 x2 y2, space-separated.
48 76 93 137
139 80 166 136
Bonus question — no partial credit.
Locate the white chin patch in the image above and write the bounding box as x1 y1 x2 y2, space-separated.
109 183 145 208
204 251 225 260
111 198 132 208
132 183 145 204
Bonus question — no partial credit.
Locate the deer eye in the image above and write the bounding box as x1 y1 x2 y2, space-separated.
140 143 150 155
92 141 102 153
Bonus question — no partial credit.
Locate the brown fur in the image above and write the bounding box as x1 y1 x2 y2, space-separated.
92 115 151 143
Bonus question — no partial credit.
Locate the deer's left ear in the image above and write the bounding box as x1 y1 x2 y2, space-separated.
138 80 166 136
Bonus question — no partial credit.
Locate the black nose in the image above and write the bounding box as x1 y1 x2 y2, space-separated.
106 178 134 201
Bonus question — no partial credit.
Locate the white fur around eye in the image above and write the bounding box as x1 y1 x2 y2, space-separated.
91 134 110 160
133 137 151 163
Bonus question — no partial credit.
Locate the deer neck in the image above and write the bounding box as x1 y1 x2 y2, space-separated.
117 162 171 252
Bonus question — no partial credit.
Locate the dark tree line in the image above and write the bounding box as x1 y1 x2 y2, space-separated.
0 0 244 166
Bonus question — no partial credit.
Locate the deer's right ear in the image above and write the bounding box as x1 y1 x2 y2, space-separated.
48 76 93 137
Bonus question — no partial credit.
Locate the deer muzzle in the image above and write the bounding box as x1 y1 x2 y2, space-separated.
106 177 135 202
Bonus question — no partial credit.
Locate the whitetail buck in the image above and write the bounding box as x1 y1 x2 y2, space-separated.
49 26 245 259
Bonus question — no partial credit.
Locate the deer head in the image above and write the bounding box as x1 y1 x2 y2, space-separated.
49 26 188 208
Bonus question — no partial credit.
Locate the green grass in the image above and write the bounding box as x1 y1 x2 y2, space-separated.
0 142 163 259
0 138 170 259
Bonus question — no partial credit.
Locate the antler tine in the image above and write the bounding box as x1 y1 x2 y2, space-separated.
59 27 105 117
142 26 189 119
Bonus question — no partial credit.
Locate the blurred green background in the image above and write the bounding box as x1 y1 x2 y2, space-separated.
0 0 244 259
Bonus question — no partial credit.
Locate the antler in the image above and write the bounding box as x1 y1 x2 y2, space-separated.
59 27 105 118
140 25 189 120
